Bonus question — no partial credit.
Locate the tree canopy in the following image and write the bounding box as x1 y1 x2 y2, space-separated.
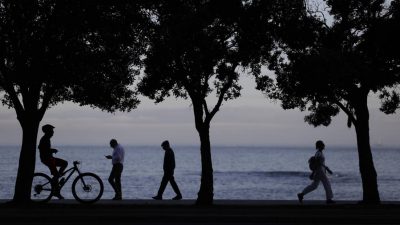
254 0 400 203
0 0 148 114
262 0 400 126
0 0 150 202
139 0 243 106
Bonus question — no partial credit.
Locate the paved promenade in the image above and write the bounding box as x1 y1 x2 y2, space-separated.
1 199 400 224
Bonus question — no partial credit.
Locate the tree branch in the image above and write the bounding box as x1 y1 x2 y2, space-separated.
21 84 30 110
202 98 210 118
0 65 24 113
30 83 42 109
39 86 54 118
201 74 210 100
334 99 357 125
206 63 238 124
305 0 331 30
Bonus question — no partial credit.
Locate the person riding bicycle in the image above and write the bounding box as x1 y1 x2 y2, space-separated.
38 124 68 199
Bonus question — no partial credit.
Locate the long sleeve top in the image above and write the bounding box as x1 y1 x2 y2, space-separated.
163 149 175 172
112 144 125 165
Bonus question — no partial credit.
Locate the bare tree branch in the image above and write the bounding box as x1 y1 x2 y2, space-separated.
206 63 238 123
334 99 357 126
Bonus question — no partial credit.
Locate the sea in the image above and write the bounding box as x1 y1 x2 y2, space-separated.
0 145 399 201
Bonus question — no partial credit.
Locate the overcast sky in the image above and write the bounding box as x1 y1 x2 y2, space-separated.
1 74 400 147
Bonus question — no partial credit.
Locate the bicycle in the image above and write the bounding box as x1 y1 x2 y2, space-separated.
31 161 104 204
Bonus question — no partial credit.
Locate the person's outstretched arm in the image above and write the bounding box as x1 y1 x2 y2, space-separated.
324 166 333 174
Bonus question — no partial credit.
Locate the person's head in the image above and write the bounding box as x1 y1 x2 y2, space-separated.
110 139 118 148
316 140 325 150
161 140 170 150
42 124 55 136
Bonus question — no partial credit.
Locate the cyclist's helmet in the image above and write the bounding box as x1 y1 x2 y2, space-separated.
42 124 55 133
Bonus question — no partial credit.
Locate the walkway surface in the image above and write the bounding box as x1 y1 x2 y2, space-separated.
1 199 400 225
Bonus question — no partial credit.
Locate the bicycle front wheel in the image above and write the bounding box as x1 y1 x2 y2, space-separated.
31 173 53 203
72 173 103 203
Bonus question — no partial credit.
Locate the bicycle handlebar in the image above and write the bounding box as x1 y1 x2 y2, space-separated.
73 161 81 166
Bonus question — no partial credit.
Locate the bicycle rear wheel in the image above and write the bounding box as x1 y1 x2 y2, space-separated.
72 173 103 203
31 173 53 203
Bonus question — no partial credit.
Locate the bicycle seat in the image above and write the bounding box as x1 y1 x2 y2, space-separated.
73 161 81 165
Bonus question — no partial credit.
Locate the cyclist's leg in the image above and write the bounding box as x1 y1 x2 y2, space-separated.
46 158 64 199
54 157 68 175
43 158 59 177
45 158 60 184
43 159 63 199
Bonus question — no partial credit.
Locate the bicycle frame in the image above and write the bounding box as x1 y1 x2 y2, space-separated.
33 160 104 203
58 161 83 190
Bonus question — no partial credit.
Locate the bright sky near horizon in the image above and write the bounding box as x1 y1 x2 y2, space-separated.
1 74 400 148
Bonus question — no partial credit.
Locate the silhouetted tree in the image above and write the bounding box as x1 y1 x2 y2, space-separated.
254 0 400 204
377 0 400 114
139 0 248 205
0 0 148 203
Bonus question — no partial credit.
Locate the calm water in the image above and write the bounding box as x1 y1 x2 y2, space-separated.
0 145 399 200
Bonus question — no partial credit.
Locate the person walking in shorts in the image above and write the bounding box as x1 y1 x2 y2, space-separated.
297 140 335 204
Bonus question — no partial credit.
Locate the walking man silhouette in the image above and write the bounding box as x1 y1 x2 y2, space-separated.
38 124 68 199
152 140 182 200
106 139 125 200
298 140 335 204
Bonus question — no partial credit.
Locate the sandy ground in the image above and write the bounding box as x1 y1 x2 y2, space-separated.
1 199 400 224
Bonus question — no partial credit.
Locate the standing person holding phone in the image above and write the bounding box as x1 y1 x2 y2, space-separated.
106 139 125 200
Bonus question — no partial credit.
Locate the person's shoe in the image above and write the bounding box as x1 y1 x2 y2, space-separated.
172 195 182 200
326 199 336 204
152 195 162 200
297 193 303 203
112 195 122 200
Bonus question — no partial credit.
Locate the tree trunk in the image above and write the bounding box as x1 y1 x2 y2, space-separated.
195 124 214 205
13 114 41 203
354 96 380 204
